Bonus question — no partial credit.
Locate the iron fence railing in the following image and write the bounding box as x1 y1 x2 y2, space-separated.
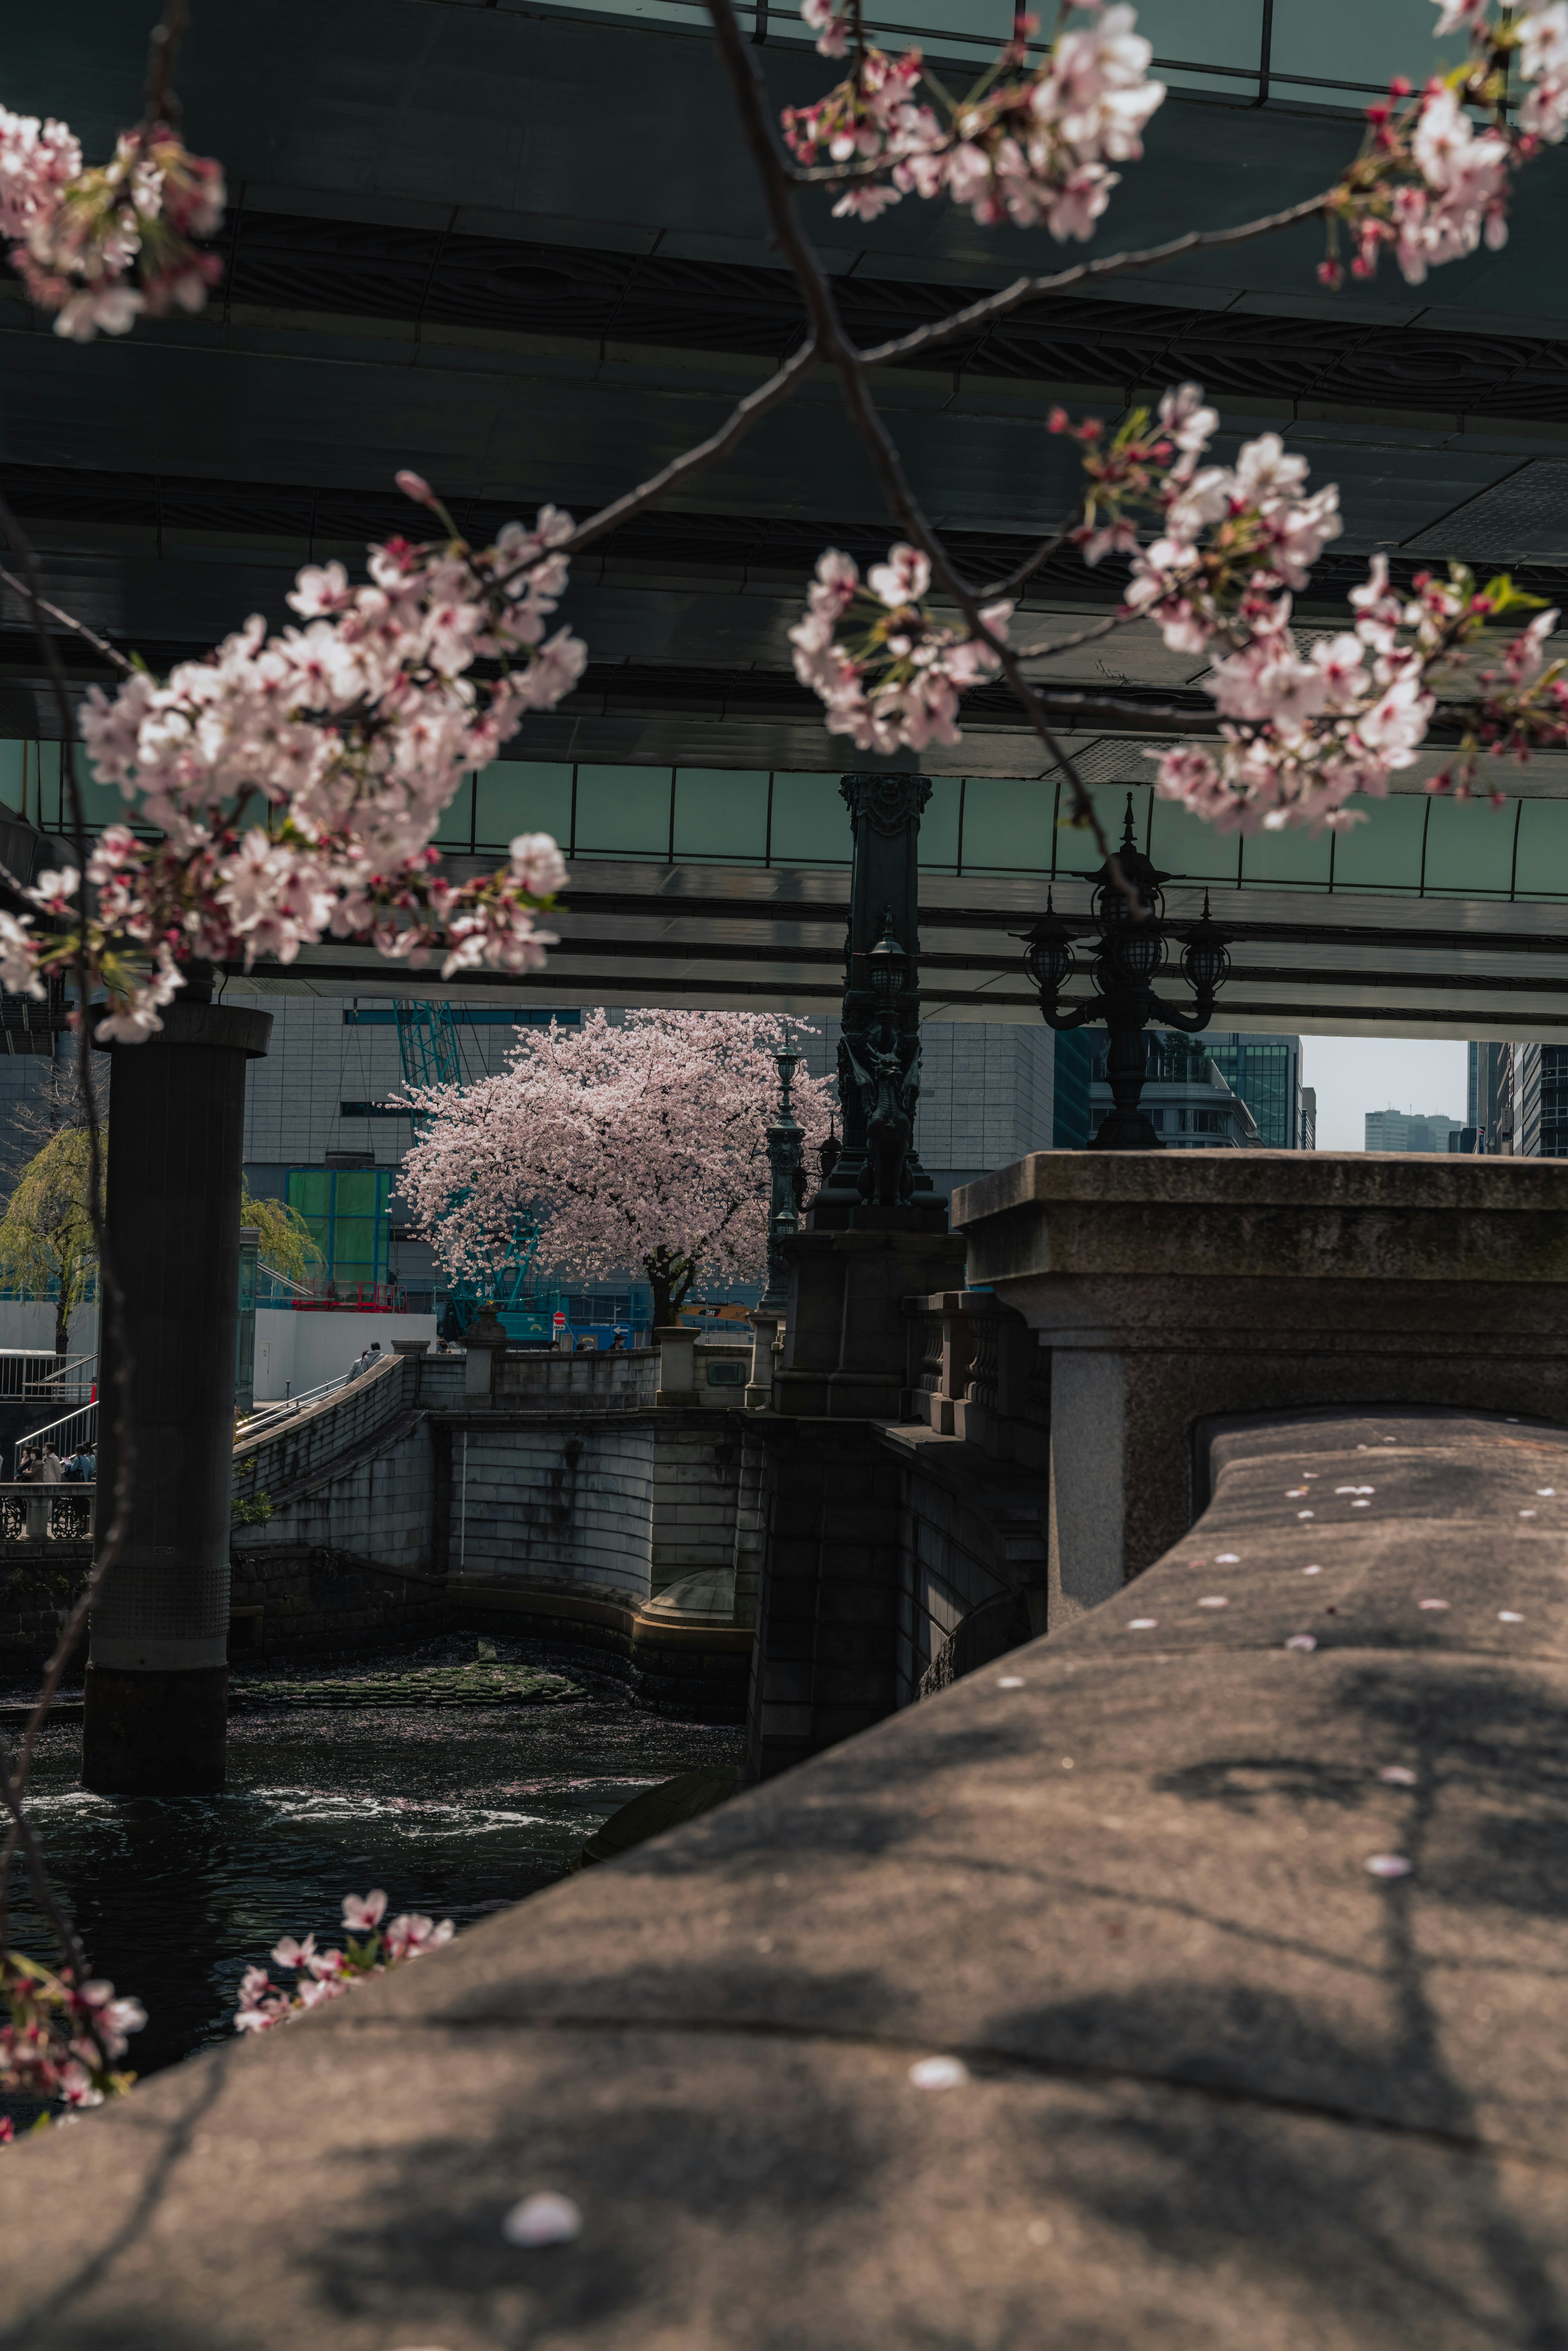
0 1484 95 1541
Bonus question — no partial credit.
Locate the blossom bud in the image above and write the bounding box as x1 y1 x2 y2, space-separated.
395 470 438 508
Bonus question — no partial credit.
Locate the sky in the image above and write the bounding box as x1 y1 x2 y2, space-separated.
1303 1035 1470 1152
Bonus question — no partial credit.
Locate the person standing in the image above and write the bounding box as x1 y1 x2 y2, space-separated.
39 1443 62 1485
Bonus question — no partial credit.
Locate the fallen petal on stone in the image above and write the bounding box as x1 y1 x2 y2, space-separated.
1127 1618 1158 1630
1197 1596 1228 1609
1418 1599 1450 1611
1500 1611 1525 1623
1303 1565 1322 1576
1297 1511 1315 1520
1365 1854 1412 1879
1286 1489 1307 1498
1519 1510 1538 1519
1378 1766 1418 1786
996 1676 1025 1689
1285 1634 1317 1652
1216 1553 1240 1563
502 2194 584 2248
910 2056 969 2090
1538 1489 1556 1496
1352 1500 1372 1508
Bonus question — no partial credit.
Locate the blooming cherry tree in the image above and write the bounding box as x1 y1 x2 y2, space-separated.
399 1010 833 1327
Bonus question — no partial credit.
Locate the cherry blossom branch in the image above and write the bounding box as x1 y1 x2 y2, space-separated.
0 0 223 339
707 0 1122 872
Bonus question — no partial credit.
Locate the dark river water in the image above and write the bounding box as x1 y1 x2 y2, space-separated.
2 1640 742 2108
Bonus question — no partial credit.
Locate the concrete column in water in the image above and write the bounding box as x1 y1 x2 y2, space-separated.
82 993 273 1794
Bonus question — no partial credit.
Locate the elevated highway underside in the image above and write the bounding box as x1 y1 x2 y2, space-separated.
11 2 1568 1038
225 855 1568 1043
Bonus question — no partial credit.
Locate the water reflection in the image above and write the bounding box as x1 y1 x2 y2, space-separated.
3 1658 742 2090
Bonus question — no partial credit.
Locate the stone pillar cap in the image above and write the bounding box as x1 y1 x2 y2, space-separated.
94 1000 273 1058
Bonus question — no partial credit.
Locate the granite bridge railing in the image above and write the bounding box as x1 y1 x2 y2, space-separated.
4 1393 1564 2346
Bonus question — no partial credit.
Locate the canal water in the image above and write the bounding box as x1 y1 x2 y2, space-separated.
2 1637 742 2098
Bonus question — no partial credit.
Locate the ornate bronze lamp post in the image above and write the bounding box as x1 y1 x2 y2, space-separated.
760 1032 806 1313
1020 796 1231 1150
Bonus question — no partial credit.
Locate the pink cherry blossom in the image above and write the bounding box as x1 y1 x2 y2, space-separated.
0 481 585 1038
782 2 1162 231
400 1008 832 1326
2 1950 147 2113
232 1887 459 2035
1 110 225 339
1365 1854 1413 1879
790 544 1011 751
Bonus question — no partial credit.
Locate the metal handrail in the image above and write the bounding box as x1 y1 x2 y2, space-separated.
14 1400 96 1475
25 1350 97 1401
235 1366 364 1442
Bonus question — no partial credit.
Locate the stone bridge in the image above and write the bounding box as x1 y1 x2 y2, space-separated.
2 1397 1564 2347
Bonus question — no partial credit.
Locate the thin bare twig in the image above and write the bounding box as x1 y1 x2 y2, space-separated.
0 489 137 2021
855 192 1333 371
0 568 135 677
532 336 820 571
143 0 191 129
1012 611 1129 662
978 518 1080 602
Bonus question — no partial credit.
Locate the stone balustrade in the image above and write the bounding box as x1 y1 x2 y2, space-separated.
904 1288 1048 1468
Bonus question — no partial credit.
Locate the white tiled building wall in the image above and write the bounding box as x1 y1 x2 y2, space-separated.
240 996 539 1171
242 1000 1059 1186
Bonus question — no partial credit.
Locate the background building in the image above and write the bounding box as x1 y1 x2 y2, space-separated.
1089 1031 1308 1152
1365 1108 1466 1152
1468 1042 1517 1153
1510 1043 1568 1157
239 998 1095 1320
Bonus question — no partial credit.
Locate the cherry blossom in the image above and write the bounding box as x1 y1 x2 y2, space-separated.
790 543 1013 752
399 1008 833 1326
502 2193 584 2246
0 106 224 339
233 1887 454 2035
1318 7 1568 292
909 2055 970 2088
1 1948 145 2119
7 481 581 1041
783 5 1164 233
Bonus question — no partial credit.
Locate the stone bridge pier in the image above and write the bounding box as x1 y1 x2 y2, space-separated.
82 991 272 1794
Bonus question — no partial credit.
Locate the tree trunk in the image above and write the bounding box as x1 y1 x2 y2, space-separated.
645 1246 695 1328
53 1295 69 1362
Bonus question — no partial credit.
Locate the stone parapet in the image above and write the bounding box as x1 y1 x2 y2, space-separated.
956 1148 1568 1624
11 1405 1568 2342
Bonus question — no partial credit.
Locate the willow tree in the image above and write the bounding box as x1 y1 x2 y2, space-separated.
0 1126 102 1358
240 1191 323 1292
